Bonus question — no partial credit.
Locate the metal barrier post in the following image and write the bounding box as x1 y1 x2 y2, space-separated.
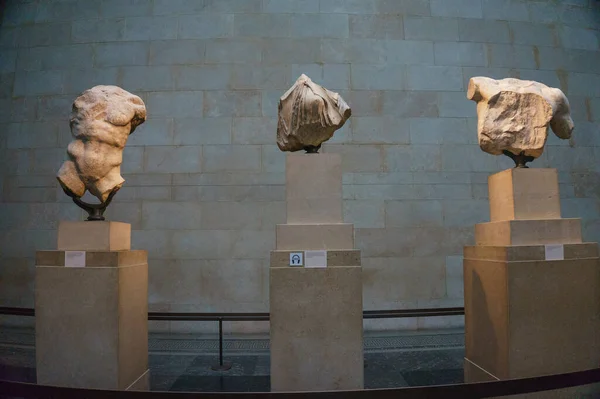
211 317 232 371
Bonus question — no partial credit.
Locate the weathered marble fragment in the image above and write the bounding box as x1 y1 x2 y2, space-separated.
57 85 146 203
467 77 574 162
277 74 351 153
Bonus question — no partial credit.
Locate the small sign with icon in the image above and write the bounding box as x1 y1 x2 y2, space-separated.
289 252 303 266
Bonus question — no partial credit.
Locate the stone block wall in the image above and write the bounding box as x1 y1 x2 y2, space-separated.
0 0 599 333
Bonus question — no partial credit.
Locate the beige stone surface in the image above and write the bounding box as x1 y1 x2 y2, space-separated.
277 74 351 152
286 153 342 224
270 250 361 267
35 259 148 389
57 85 147 202
475 219 582 246
57 221 131 251
464 256 600 380
464 243 598 262
276 223 354 250
488 168 561 222
270 265 363 391
467 77 574 158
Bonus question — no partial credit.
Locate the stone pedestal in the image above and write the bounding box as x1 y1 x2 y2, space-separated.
35 221 149 390
464 168 600 397
270 153 364 392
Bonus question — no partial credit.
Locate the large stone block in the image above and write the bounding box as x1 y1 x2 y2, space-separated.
204 90 262 117
202 145 261 173
72 19 126 43
270 263 363 391
146 91 203 119
322 38 386 64
385 200 443 227
430 0 483 18
57 221 131 251
404 16 459 41
14 70 64 96
123 16 178 40
487 44 537 69
362 256 447 301
488 168 561 222
231 65 290 90
63 68 119 95
262 0 319 13
325 144 383 172
200 201 264 230
481 0 528 21
464 254 600 379
175 65 232 90
560 26 599 51
263 38 321 64
349 15 404 39
276 224 354 250
386 40 434 65
344 199 385 228
205 38 262 64
141 202 202 230
120 66 174 91
35 251 148 390
143 146 202 173
407 65 464 91
285 153 342 223
351 64 406 90
377 0 429 15
438 91 477 117
458 19 510 43
178 14 233 38
290 14 349 38
233 13 291 37
149 39 204 65
509 21 557 47
434 42 486 67
475 219 582 246
100 0 152 18
94 42 149 67
19 45 94 71
204 0 262 13
382 91 439 117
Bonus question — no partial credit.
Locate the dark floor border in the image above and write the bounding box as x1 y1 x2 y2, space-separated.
1 367 599 398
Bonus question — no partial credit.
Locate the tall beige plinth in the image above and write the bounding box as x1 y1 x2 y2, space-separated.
35 221 149 390
270 153 364 392
464 168 600 398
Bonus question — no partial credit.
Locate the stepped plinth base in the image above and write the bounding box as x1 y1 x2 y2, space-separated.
464 169 600 398
35 222 148 390
270 153 363 392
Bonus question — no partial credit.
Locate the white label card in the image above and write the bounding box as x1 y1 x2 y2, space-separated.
544 244 564 261
65 251 86 267
289 252 304 266
305 250 327 268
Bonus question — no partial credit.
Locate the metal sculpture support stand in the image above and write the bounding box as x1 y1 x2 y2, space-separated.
502 150 535 169
303 144 321 154
66 188 119 221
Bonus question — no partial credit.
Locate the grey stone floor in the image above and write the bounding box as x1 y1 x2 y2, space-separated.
0 327 465 392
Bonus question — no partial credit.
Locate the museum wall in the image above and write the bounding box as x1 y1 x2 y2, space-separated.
0 0 599 333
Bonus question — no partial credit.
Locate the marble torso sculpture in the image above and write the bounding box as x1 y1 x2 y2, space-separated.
277 74 351 153
57 85 146 220
467 77 574 167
